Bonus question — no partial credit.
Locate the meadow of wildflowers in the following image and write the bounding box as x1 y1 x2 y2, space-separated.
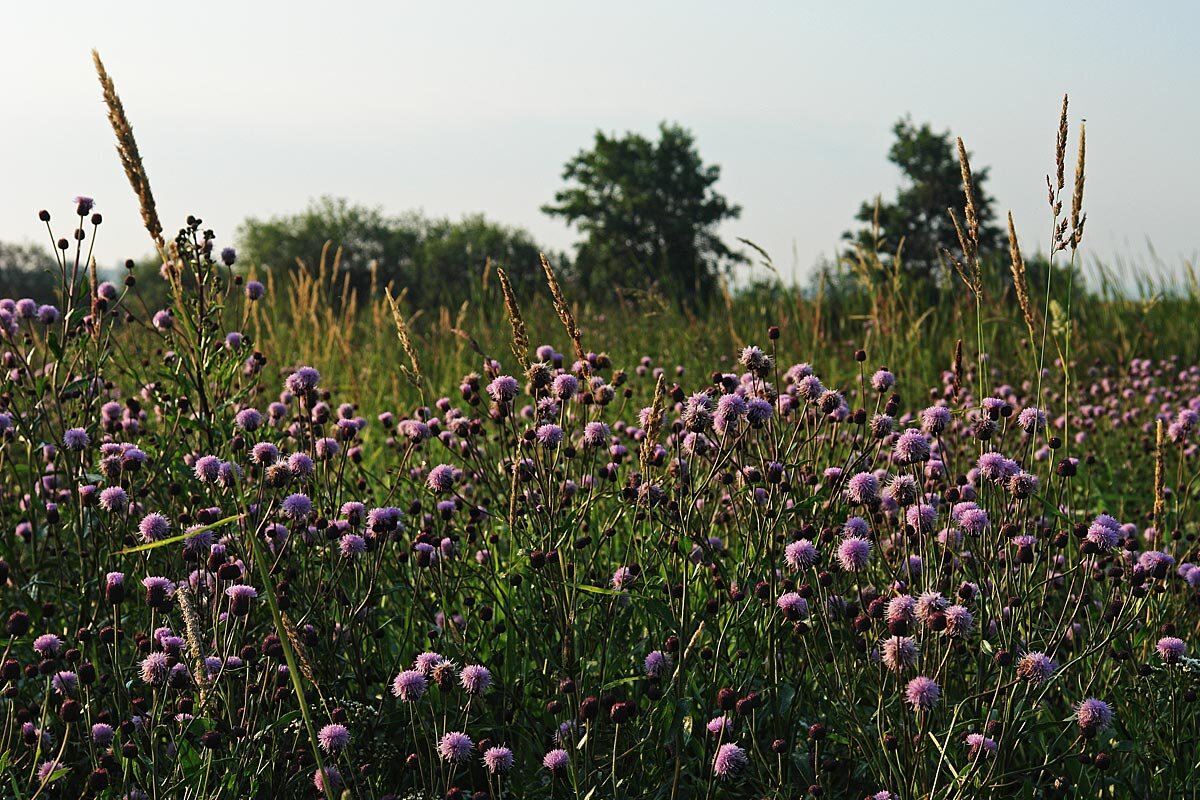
2 91 1199 799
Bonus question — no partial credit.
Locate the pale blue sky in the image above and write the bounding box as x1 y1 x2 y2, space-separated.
2 1 1196 284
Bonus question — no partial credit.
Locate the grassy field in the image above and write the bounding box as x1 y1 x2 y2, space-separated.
1 78 1199 800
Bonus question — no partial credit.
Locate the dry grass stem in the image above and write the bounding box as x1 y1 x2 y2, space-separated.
1070 122 1087 249
385 287 424 391
540 253 586 372
640 373 667 474
1007 212 1038 345
497 266 530 370
92 50 164 254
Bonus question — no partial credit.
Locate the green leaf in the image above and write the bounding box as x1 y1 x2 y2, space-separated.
115 514 240 554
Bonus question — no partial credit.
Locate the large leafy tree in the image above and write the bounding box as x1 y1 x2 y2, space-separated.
543 122 744 305
845 117 1004 281
0 242 57 302
237 198 552 307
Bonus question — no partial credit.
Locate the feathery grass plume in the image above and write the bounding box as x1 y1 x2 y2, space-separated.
540 253 586 373
1007 212 1038 344
946 209 973 291
92 50 164 254
497 267 530 371
957 137 980 252
1154 419 1166 527
1070 122 1087 249
384 287 424 392
952 339 964 401
640 373 667 474
281 612 315 683
89 257 100 333
1055 94 1069 194
176 586 209 708
452 300 471 361
450 325 490 362
719 277 745 349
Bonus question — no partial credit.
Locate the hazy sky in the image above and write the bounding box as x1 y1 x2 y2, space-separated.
2 2 1196 285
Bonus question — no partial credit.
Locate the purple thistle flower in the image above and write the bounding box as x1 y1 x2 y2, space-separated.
34 633 63 656
535 423 564 447
98 486 128 513
881 636 919 672
91 722 114 746
486 375 519 403
285 366 321 394
280 493 312 520
152 309 174 330
1086 515 1122 551
886 595 916 625
966 732 998 758
193 455 221 482
246 280 266 300
776 592 809 621
314 437 339 460
339 533 366 559
977 452 1019 482
235 408 263 431
51 671 77 694
1075 698 1114 736
906 503 937 533
543 748 569 773
844 516 870 537
915 591 947 623
483 745 514 774
313 765 342 794
746 398 773 425
318 723 350 753
713 393 747 435
392 669 428 701
438 731 473 763
74 195 95 215
1017 406 1046 433
920 405 952 435
287 452 315 477
251 442 279 465
225 584 258 616
846 472 879 504
62 427 89 451
36 759 63 786
1016 651 1056 683
644 650 673 677
552 373 579 400
712 742 748 779
460 664 492 694
905 676 940 711
837 536 871 572
139 512 171 543
1156 636 1187 663
739 345 772 373
140 651 171 685
582 421 611 448
706 715 733 735
886 474 919 506
220 246 237 266
426 464 458 494
893 429 932 465
943 605 974 637
611 566 635 590
142 576 175 608
784 539 819 570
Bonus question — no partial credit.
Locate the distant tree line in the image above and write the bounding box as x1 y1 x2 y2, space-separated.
236 199 558 308
2 118 1013 311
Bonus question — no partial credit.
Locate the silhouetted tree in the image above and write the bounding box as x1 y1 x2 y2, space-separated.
236 198 554 307
543 122 744 306
845 117 1003 281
